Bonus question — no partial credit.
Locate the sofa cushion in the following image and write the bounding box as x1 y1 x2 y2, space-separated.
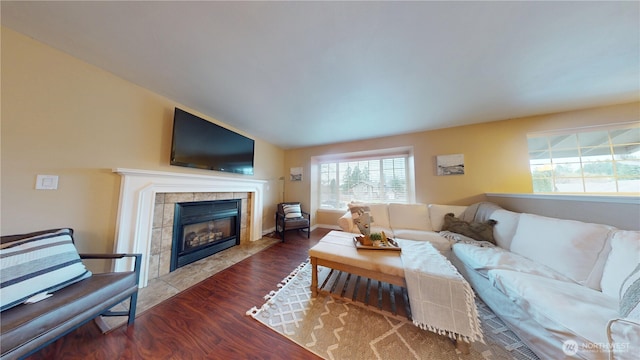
393 230 452 253
453 243 574 283
428 204 467 231
509 213 613 288
489 209 521 250
601 230 640 299
442 213 497 244
388 203 432 231
620 264 640 319
367 203 390 229
0 228 92 312
349 202 390 229
488 269 619 345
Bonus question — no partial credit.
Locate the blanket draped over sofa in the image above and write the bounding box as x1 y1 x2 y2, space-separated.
398 239 483 343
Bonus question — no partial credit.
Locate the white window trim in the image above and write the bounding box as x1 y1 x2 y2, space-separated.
311 147 416 210
527 121 640 194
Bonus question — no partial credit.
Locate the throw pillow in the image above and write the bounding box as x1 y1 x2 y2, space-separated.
347 202 373 236
600 230 640 298
441 213 498 244
282 203 303 218
0 228 92 311
620 263 640 320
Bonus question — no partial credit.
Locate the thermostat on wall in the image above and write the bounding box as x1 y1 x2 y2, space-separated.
35 175 59 190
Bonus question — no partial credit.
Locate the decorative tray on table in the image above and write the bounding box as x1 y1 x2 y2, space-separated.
353 236 401 251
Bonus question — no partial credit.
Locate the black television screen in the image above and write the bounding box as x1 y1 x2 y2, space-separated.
170 108 255 175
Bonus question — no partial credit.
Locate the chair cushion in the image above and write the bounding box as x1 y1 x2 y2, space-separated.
282 203 302 218
284 217 309 228
0 228 92 311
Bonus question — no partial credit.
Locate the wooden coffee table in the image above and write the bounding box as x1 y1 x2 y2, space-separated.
308 230 405 296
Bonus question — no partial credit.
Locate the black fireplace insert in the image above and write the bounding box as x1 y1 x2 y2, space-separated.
171 199 241 271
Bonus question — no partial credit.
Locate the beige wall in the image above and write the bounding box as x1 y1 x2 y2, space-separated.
1 28 285 256
285 102 639 227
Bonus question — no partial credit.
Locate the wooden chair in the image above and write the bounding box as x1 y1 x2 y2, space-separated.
275 202 310 242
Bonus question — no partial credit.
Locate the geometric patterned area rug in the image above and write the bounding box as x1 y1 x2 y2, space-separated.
247 261 539 360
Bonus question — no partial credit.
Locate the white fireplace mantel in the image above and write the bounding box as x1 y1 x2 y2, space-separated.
112 168 266 287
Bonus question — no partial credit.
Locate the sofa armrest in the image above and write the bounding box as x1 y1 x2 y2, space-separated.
337 210 358 233
607 317 640 360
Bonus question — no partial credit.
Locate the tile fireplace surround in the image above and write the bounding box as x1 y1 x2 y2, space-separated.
113 168 266 287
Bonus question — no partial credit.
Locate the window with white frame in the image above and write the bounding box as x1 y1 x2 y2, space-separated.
527 123 640 193
318 149 413 209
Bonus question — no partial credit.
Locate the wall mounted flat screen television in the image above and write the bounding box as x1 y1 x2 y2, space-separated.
170 108 255 175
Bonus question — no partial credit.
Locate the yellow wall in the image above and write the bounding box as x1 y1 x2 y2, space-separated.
1 28 285 255
285 102 639 226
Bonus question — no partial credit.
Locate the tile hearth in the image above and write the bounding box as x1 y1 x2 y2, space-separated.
100 235 280 330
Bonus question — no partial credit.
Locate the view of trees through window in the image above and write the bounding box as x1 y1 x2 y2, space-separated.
528 124 640 193
319 156 408 209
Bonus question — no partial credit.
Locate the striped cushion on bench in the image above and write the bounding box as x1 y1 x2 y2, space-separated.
0 228 92 311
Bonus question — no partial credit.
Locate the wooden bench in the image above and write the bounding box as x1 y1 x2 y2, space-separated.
0 229 141 360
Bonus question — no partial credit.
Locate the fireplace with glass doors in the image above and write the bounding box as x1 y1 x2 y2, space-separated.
171 199 241 271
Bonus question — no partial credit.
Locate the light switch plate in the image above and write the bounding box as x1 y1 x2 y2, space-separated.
36 175 59 190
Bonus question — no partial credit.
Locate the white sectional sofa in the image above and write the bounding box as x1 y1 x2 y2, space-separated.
337 202 640 360
338 202 468 255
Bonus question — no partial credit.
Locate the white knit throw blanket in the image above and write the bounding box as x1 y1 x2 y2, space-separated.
397 239 483 343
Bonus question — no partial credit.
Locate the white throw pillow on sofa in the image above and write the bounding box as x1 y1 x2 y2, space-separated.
388 203 432 231
489 209 521 250
509 213 613 287
600 230 640 299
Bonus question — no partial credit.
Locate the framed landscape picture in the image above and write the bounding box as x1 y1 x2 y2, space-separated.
437 154 465 176
290 167 303 181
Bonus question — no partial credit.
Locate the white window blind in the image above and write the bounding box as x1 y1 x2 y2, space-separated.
318 150 411 209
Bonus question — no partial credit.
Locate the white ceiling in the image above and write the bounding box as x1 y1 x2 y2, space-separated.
2 1 638 149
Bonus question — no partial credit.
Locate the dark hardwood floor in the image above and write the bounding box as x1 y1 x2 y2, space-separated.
28 228 331 360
